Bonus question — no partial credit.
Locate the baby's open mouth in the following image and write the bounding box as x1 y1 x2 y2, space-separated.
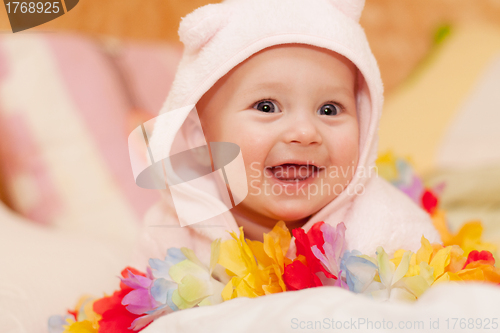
266 163 320 182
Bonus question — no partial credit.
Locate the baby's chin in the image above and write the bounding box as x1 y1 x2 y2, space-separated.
266 204 321 226
233 195 331 231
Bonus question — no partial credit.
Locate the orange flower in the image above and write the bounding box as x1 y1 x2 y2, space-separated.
456 261 500 284
431 210 497 257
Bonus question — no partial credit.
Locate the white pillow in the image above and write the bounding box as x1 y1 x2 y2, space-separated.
0 201 134 333
142 283 500 333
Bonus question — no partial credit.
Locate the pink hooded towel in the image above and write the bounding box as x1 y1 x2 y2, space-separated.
129 0 441 269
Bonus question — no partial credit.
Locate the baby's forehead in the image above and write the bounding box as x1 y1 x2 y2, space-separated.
231 45 358 89
235 44 356 77
250 44 355 68
197 43 359 111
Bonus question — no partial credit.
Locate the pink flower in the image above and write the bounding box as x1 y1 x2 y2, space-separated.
311 222 347 279
121 269 160 315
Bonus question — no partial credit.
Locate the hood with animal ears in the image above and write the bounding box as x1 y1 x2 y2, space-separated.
139 0 384 238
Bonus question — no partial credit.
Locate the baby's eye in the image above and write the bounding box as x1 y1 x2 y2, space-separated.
253 100 280 113
318 103 341 116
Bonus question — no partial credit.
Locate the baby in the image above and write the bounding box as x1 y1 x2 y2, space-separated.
131 0 440 268
195 44 359 242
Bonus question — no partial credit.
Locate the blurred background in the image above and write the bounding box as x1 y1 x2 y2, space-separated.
0 1 500 331
2 0 500 92
1 0 499 236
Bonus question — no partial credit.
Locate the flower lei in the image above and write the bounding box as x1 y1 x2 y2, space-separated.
49 152 500 332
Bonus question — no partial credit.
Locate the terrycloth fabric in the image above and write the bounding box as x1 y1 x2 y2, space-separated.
130 0 440 269
140 283 500 333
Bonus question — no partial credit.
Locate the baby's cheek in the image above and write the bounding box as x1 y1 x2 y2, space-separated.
241 147 266 181
199 115 218 143
228 123 269 156
330 133 359 166
219 128 261 177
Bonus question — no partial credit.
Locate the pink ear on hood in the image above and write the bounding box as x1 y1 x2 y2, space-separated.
327 0 365 22
178 4 231 54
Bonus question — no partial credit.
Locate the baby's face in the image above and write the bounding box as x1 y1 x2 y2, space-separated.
196 44 359 230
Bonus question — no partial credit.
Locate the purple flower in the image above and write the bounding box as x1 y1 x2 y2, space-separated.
311 222 347 278
121 269 160 315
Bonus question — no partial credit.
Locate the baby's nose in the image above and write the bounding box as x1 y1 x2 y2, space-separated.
283 114 322 145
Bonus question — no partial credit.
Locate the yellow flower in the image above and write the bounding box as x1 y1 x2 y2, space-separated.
78 296 101 328
169 239 227 309
62 320 97 333
219 227 267 300
393 235 500 286
375 151 399 182
218 221 292 300
62 295 100 332
247 221 292 294
391 236 467 285
370 247 429 302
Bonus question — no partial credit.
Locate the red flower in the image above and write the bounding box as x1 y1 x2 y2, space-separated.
283 255 322 290
421 189 438 214
283 221 333 290
66 309 77 321
293 222 325 274
305 221 326 254
463 250 495 269
93 266 151 332
292 221 336 279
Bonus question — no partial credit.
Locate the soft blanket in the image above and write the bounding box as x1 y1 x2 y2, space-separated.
142 283 500 333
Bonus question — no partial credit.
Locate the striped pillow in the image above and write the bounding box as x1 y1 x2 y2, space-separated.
0 33 181 242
